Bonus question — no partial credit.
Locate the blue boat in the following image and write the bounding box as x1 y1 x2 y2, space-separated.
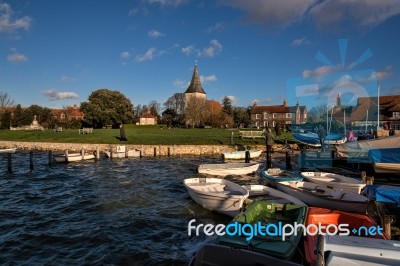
369 148 400 174
293 132 346 147
261 168 303 187
365 185 400 205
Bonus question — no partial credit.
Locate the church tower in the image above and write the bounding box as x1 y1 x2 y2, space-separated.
184 63 206 107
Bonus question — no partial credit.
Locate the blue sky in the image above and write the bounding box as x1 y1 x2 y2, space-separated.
1 0 399 110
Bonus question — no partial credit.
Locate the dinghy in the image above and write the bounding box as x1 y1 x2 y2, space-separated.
53 153 95 163
261 168 303 187
183 177 249 217
198 162 259 176
241 184 307 207
300 171 366 194
369 148 400 174
304 207 387 265
0 148 17 154
222 150 262 160
293 132 346 147
216 201 307 260
315 235 400 266
276 181 369 213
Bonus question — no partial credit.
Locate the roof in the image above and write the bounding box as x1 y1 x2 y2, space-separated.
252 105 306 114
140 111 157 119
185 65 206 94
205 99 222 114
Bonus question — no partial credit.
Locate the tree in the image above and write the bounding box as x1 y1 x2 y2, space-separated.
164 93 185 115
148 100 161 119
232 106 251 127
161 108 177 127
80 89 134 128
0 92 15 113
308 104 328 123
185 96 206 128
221 96 233 116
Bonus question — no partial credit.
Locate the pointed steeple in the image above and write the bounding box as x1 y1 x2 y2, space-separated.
185 64 206 94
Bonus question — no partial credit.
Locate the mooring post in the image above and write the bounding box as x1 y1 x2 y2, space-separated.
285 150 292 171
64 150 69 163
383 216 392 240
361 171 367 184
140 145 143 158
167 147 171 157
7 153 12 173
48 150 52 165
29 151 34 170
81 148 85 160
154 147 157 157
266 148 272 170
245 150 250 163
96 147 100 160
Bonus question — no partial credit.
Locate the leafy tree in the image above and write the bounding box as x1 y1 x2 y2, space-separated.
80 89 134 128
0 110 11 129
232 106 251 127
221 96 233 115
185 96 206 128
161 108 177 127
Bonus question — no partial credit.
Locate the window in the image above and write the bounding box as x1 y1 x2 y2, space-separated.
255 122 259 127
60 113 65 119
272 121 275 127
263 121 268 127
286 113 291 118
264 112 268 119
304 113 307 119
393 112 400 118
255 114 260 119
273 113 277 118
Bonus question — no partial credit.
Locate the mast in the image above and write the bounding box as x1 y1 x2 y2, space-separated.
377 83 380 129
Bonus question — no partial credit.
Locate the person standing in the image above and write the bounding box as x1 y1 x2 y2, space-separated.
265 128 274 169
317 125 327 151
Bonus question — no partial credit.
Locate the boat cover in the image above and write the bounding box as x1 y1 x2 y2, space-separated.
365 185 400 204
336 135 400 159
368 148 400 164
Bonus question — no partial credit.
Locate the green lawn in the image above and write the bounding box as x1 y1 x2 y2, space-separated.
0 126 294 145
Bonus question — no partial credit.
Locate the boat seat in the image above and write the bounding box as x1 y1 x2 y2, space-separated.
191 183 226 193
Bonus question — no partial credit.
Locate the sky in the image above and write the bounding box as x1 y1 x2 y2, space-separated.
1 0 400 110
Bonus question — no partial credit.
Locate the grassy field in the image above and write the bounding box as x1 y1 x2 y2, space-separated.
0 126 294 145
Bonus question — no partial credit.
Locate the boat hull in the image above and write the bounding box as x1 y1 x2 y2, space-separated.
198 162 259 176
54 153 95 163
276 181 368 213
0 148 17 154
261 168 303 187
222 150 262 160
183 177 249 217
300 171 366 194
105 149 141 158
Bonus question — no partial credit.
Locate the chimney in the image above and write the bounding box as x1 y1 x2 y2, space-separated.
336 94 341 109
283 99 287 107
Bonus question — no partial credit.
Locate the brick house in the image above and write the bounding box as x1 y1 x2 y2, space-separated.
251 100 307 128
139 111 157 125
51 104 84 122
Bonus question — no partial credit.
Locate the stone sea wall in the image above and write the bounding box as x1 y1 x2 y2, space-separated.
0 141 298 156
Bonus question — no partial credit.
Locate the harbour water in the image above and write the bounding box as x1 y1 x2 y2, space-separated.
0 152 261 265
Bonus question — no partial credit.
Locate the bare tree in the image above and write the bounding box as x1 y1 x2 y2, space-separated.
0 92 15 114
148 100 161 117
184 96 206 128
307 104 328 123
164 93 185 115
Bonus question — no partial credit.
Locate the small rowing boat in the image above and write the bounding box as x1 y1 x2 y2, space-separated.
261 168 303 187
53 153 95 163
198 162 259 176
222 150 262 160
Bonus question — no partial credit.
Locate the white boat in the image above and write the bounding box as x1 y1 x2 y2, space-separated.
241 184 307 207
261 168 303 187
315 235 400 266
0 148 17 154
190 244 302 266
183 177 249 217
198 162 259 176
222 150 262 160
105 145 141 158
53 153 96 163
276 181 369 213
300 171 366 194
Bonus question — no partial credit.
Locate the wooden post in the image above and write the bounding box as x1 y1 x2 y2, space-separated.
140 145 143 158
159 145 161 156
361 171 367 184
245 150 250 163
125 147 128 158
81 148 85 160
266 148 272 170
167 147 171 157
48 150 52 165
383 215 392 240
29 151 34 170
7 153 12 173
64 150 69 163
96 147 100 160
286 150 292 171
154 147 157 157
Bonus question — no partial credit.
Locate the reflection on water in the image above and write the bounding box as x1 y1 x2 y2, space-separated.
0 152 264 265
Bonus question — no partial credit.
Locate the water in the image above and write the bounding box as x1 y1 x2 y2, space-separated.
0 152 263 265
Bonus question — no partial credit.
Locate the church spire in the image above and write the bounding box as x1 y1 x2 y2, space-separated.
185 64 206 94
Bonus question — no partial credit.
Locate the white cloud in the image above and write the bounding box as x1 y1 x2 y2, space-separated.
135 47 164 62
302 65 338 78
219 0 400 31
59 75 75 82
0 3 32 34
198 39 223 58
7 48 28 63
292 36 311 46
375 65 394 81
182 45 194 56
120 51 131 59
145 0 188 7
173 78 187 88
206 22 225 33
252 98 272 106
128 8 139 16
42 89 79 101
227 95 237 105
148 29 165 38
200 74 217 83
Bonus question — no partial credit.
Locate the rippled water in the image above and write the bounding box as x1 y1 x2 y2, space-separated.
0 152 264 265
